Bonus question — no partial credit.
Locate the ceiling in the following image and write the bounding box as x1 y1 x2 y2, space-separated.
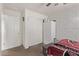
2 3 79 16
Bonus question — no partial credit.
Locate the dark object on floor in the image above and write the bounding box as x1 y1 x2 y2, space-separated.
64 51 70 56
42 46 47 56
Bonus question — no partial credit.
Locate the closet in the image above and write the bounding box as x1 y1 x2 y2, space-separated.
1 9 22 50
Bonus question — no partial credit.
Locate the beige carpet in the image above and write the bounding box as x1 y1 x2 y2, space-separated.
0 43 44 56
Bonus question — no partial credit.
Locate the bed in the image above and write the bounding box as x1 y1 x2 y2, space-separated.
43 39 79 56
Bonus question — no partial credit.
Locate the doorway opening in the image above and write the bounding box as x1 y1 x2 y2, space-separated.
42 19 56 45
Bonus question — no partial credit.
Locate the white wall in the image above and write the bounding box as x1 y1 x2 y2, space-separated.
1 8 22 50
51 21 56 42
49 4 79 42
24 9 46 48
0 4 2 51
20 11 25 47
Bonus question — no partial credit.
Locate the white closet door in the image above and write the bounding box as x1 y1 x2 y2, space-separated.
2 14 21 50
26 17 42 47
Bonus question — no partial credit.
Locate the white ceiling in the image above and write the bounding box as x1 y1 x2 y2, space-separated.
3 3 79 16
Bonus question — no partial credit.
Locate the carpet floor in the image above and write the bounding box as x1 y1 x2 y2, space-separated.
0 43 44 56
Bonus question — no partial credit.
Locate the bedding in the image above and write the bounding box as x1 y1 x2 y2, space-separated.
45 39 79 56
57 39 79 50
47 45 65 56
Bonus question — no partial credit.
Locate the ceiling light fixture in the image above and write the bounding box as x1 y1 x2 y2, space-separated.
46 3 51 7
63 3 67 5
54 3 59 6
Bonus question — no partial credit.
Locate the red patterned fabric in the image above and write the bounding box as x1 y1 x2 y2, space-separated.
46 39 79 56
67 50 77 56
47 46 64 56
57 39 79 50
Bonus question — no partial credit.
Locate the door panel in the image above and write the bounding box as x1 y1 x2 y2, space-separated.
26 17 42 46
2 14 21 50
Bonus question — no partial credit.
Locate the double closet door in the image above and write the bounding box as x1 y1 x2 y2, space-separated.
1 14 21 50
25 17 42 47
